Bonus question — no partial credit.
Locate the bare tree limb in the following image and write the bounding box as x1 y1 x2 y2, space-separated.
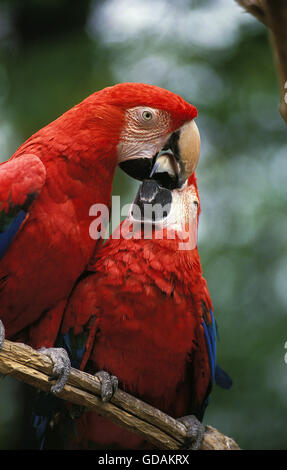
236 0 268 26
236 0 287 123
0 339 240 450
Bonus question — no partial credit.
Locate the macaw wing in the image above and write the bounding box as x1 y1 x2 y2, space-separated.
202 307 232 390
215 365 233 390
0 154 46 260
58 321 97 370
57 272 101 370
191 298 232 422
202 307 217 386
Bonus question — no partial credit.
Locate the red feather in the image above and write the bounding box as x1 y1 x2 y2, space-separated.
60 182 213 449
0 83 197 347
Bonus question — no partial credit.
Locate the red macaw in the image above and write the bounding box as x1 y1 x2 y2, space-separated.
42 172 231 450
0 83 200 391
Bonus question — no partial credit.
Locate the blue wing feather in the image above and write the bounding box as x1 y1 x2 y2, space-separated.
0 209 26 260
203 308 232 389
202 308 217 384
215 365 233 389
0 190 39 261
61 330 87 369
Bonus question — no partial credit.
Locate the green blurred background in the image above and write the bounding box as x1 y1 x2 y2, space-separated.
0 0 286 450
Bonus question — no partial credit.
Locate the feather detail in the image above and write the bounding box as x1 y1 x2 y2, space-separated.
215 365 233 390
202 309 217 385
0 209 26 260
0 154 46 261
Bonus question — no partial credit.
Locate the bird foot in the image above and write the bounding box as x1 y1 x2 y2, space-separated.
95 370 118 402
39 347 71 395
178 415 205 450
0 320 5 350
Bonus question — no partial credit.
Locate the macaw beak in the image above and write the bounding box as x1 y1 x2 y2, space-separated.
119 157 154 183
119 120 200 189
130 179 172 223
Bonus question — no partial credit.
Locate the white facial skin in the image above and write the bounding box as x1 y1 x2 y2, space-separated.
144 182 199 240
159 182 199 233
127 182 199 246
117 106 172 163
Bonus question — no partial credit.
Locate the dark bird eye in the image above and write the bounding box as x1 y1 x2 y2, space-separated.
193 200 199 208
142 110 153 121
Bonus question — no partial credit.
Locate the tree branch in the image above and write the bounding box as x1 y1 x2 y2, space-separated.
236 0 287 123
0 339 240 450
236 0 268 26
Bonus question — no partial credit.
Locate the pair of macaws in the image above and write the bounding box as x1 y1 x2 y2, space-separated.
0 83 231 449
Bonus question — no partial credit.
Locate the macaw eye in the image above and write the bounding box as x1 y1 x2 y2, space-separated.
193 200 199 209
141 110 154 121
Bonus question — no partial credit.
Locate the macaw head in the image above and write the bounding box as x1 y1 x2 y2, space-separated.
126 173 200 250
87 83 200 189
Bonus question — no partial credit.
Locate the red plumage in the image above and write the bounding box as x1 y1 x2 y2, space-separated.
60 174 214 449
0 83 197 348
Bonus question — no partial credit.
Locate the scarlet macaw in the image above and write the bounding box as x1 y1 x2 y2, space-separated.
41 170 231 450
0 83 200 391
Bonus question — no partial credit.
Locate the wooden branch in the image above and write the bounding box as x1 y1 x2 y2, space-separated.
236 0 268 26
0 339 240 450
236 0 287 124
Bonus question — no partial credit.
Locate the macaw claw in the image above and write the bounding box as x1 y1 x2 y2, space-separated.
95 370 118 402
178 415 205 450
0 320 5 350
39 347 71 395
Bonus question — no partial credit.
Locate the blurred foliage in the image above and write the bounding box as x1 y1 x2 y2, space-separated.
0 0 286 450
